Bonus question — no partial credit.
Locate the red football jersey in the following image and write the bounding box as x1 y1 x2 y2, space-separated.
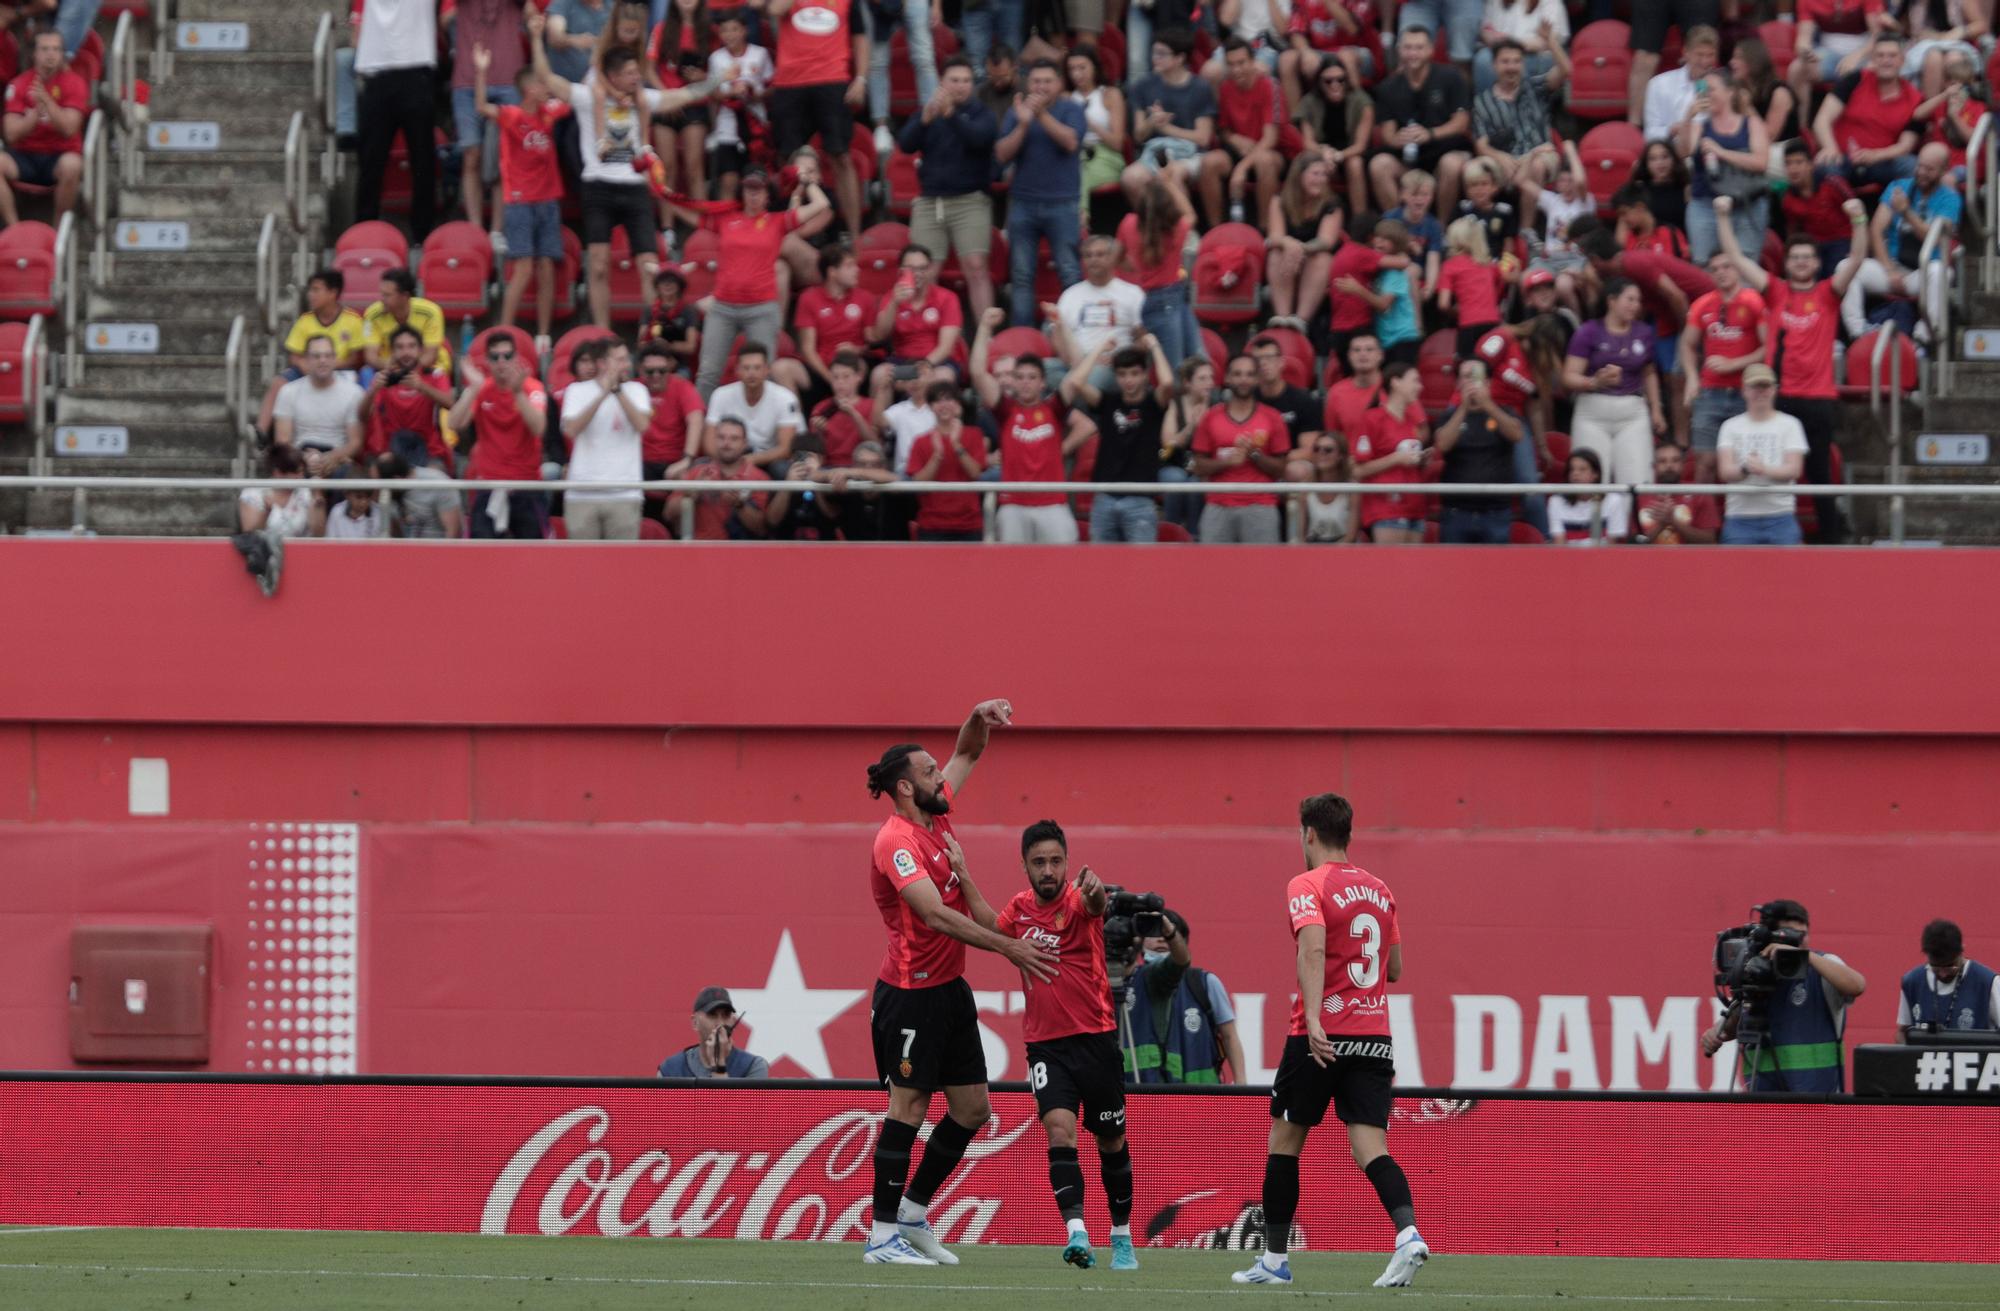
1285 861 1400 1038
1688 288 1766 391
870 782 967 989
1002 882 1115 1043
995 396 1068 507
794 285 879 360
1765 280 1839 400
1473 329 1538 415
496 100 570 205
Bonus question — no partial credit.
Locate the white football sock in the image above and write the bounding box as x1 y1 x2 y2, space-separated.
870 1219 898 1245
897 1197 928 1225
1110 1224 1132 1239
1261 1250 1288 1271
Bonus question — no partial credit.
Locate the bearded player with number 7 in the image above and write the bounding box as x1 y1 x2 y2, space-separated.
862 700 1062 1267
1235 793 1428 1290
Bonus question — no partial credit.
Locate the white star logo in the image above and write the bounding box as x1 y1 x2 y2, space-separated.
727 929 864 1079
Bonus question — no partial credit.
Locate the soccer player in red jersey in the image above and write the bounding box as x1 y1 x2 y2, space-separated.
864 700 1059 1267
999 821 1138 1273
1235 794 1428 1290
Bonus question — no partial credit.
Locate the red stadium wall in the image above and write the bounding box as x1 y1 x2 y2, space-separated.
3 540 1999 1088
4 1079 1996 1261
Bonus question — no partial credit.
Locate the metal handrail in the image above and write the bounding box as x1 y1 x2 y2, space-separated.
22 314 47 476
155 0 176 81
1967 112 1994 296
1919 216 1951 391
283 112 308 234
80 112 107 275
223 316 250 476
312 13 335 134
1866 320 1909 544
254 212 282 336
51 211 76 359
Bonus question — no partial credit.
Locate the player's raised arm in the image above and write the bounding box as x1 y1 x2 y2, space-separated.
896 861 1058 981
943 832 1000 932
1295 922 1334 1067
1076 865 1108 917
942 698 1013 794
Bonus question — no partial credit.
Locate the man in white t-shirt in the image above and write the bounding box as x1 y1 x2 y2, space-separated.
274 335 365 475
1048 234 1145 397
703 343 802 469
879 362 938 475
1638 25 1718 143
560 339 653 539
528 8 700 325
1715 364 1808 546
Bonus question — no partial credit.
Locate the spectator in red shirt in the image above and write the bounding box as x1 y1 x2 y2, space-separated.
637 341 705 523
1190 354 1293 543
1633 443 1720 544
364 325 459 471
666 416 771 538
1200 39 1288 228
1323 331 1385 438
1712 192 1869 543
1350 360 1431 544
1780 141 1858 279
475 42 571 350
1915 50 1985 179
680 167 833 400
906 380 991 542
971 307 1087 543
866 244 966 415
807 350 877 466
1812 34 1923 188
448 332 553 540
1676 248 1766 478
784 242 879 403
1787 0 1895 136
767 0 871 237
0 30 86 225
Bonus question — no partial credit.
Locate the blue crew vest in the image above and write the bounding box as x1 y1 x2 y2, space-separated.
1900 960 1998 1034
1744 958 1846 1092
658 1046 760 1079
1123 965 1221 1084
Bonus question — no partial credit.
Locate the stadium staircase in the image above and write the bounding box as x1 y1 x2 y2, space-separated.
1884 256 2000 546
20 0 341 535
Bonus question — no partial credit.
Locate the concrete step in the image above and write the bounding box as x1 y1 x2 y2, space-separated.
168 4 336 51
140 151 295 188
102 250 263 287
1919 392 2000 429
82 297 254 340
117 180 303 217
68 353 232 392
40 421 242 462
105 213 276 253
23 486 239 536
56 386 233 426
148 80 334 122
1846 463 2000 543
153 51 323 88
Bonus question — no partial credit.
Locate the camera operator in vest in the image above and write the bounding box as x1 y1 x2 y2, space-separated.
1898 919 2000 1042
1700 900 1867 1092
1119 908 1248 1085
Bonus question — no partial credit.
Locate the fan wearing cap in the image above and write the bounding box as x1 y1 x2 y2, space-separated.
1713 363 1808 546
658 987 770 1079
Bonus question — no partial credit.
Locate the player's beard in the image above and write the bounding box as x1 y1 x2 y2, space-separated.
915 786 951 817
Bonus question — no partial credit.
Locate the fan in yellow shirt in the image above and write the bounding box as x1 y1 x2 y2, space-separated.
362 266 452 374
257 266 370 437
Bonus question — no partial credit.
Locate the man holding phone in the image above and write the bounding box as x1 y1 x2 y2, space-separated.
657 987 770 1079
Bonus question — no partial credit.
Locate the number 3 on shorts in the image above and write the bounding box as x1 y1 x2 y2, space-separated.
1030 1061 1048 1091
900 1028 916 1059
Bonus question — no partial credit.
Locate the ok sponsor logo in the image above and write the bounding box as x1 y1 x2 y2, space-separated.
1287 893 1317 921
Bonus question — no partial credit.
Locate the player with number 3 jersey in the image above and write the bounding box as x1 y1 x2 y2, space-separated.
860 700 1060 1268
999 820 1139 1273
1235 793 1430 1290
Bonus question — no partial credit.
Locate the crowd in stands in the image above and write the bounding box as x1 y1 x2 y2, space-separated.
0 5 101 226
251 0 1992 543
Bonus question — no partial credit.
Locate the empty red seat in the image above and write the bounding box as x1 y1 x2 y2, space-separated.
1541 429 1571 478
336 220 410 263
0 315 44 427
0 242 55 319
1191 222 1264 326
1578 121 1644 210
0 220 57 251
418 221 492 317
676 229 719 304
854 222 911 300
334 248 405 309
1841 328 1920 399
1417 330 1458 415
1568 22 1634 123
1201 327 1228 373
883 149 920 220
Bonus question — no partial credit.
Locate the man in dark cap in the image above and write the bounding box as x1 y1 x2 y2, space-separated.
658 986 770 1079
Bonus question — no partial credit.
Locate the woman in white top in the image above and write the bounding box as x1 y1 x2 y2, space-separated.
1288 430 1359 543
1546 448 1631 545
1472 0 1568 94
1066 46 1127 215
237 445 314 538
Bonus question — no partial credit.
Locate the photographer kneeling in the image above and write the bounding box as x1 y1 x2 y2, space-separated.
1701 900 1867 1092
1122 911 1248 1086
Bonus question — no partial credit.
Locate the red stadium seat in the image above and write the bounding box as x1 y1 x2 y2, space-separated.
991 326 1055 362
336 220 410 263
1254 326 1314 389
1321 351 1347 392
1155 519 1193 542
1578 122 1645 210
0 238 55 319
1417 330 1458 415
418 221 493 317
0 317 44 427
1201 327 1227 373
1568 22 1634 123
558 225 582 304
676 229 720 304
0 220 56 250
639 516 671 540
380 128 448 219
855 223 911 299
608 228 669 324
1191 222 1264 326
334 248 405 309
1841 328 1921 399
72 29 103 85
1091 27 1127 87
882 149 920 220
1508 520 1547 544
548 326 621 393
1758 21 1798 85
1541 429 1571 478
469 326 537 377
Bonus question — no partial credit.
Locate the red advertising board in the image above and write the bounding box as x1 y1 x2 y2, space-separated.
1 1079 1993 1262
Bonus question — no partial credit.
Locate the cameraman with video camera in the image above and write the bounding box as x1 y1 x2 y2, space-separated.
1119 907 1247 1087
1701 900 1867 1092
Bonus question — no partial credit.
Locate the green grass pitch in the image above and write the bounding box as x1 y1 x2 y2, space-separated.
0 1228 1988 1310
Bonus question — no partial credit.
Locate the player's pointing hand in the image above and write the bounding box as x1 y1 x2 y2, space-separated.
973 698 1013 728
1076 866 1103 900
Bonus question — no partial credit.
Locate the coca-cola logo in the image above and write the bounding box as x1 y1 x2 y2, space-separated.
481 1106 1033 1241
